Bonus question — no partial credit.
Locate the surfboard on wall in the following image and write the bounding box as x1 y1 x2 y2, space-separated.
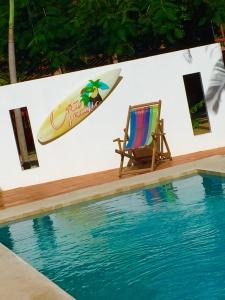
37 68 122 144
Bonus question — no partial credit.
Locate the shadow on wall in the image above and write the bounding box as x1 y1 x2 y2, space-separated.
205 57 225 113
183 48 225 114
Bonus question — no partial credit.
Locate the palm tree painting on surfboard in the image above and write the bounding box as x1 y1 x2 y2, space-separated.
37 68 121 144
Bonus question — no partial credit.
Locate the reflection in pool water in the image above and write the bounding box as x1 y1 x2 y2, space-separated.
1 174 225 300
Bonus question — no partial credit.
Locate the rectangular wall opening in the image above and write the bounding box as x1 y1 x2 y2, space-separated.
9 107 39 170
183 72 211 135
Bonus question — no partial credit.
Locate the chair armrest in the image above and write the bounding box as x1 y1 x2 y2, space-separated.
113 138 123 142
113 137 124 152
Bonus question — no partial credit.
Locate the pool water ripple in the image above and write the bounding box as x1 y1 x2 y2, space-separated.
1 174 225 299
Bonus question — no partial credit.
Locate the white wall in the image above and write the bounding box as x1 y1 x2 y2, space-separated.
0 43 224 190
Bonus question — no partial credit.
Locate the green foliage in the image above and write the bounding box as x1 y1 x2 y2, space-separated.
192 118 200 129
207 0 225 25
190 100 204 114
190 100 205 129
0 0 75 81
140 0 184 44
0 0 225 84
73 0 138 57
0 75 9 86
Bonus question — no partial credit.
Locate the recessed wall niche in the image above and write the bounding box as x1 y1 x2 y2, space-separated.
183 72 211 135
9 107 39 170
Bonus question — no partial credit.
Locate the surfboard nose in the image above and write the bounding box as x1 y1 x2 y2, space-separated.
113 68 121 77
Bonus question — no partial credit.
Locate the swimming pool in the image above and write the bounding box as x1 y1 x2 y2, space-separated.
1 173 225 299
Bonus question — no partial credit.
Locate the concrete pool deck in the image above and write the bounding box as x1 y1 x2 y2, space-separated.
1 153 225 300
0 243 75 299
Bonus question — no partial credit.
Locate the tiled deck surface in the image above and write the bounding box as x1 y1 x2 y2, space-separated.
1 147 225 209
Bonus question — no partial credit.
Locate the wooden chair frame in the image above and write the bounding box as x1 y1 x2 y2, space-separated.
113 100 172 177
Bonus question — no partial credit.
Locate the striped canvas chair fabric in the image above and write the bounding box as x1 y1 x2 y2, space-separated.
113 100 172 177
125 104 159 149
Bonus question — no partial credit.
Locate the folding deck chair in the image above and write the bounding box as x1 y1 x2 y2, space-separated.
113 100 172 177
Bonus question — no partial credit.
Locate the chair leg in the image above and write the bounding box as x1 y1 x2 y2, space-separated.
127 150 133 167
162 135 172 160
151 140 157 171
127 159 132 167
119 155 125 178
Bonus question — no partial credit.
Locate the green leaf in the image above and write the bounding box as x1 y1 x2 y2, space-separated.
93 79 101 87
81 93 90 106
84 85 94 93
174 28 184 39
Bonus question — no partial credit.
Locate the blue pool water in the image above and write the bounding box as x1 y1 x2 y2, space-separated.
1 174 225 299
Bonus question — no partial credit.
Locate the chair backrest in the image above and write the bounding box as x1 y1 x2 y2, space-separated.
124 101 161 150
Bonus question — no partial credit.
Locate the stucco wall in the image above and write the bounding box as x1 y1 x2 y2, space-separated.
0 43 224 190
